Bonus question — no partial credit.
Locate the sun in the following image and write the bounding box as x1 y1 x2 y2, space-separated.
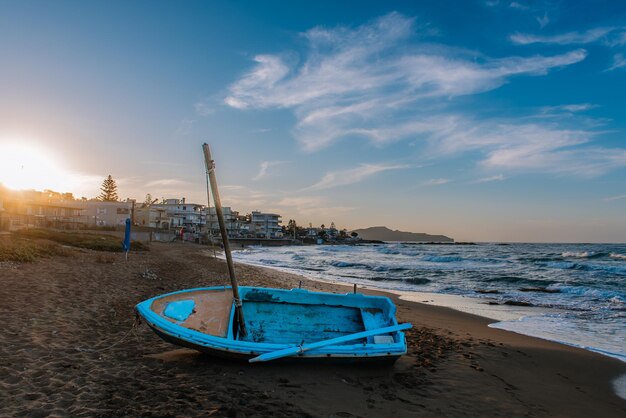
0 141 76 192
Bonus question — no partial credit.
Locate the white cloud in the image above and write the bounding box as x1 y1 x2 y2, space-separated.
306 163 410 191
252 161 288 181
511 26 626 46
536 13 549 28
541 103 597 113
225 12 586 152
509 2 529 10
223 13 626 178
146 178 188 187
472 174 506 183
606 53 626 72
421 178 451 186
604 194 626 202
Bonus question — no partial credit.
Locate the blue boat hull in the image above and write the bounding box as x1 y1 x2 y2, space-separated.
136 286 408 362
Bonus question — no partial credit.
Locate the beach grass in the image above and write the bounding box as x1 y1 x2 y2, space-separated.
13 229 148 253
0 237 71 262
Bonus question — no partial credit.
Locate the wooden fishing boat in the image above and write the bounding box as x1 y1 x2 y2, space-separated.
135 143 410 363
136 285 410 362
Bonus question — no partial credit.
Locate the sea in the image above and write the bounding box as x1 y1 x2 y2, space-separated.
232 242 626 362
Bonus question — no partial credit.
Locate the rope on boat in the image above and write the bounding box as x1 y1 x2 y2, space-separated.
75 314 142 353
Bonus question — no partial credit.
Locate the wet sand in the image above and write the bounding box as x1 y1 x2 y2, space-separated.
1 241 625 417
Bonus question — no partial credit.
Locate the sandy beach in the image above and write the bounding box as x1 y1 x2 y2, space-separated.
1 240 625 417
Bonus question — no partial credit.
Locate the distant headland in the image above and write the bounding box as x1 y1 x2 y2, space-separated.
351 226 454 243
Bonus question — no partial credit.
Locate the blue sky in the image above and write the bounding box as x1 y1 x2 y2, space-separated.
1 0 625 242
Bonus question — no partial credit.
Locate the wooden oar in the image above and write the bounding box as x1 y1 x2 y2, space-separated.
249 323 412 363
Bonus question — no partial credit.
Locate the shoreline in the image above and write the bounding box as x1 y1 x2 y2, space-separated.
230 254 626 364
232 258 626 408
230 257 626 393
2 241 625 417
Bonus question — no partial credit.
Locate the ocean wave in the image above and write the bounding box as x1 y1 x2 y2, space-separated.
549 285 625 301
543 261 577 269
329 260 371 269
484 275 555 286
423 255 463 262
610 253 626 260
376 247 402 255
562 251 605 259
402 277 432 285
259 259 283 266
542 261 626 275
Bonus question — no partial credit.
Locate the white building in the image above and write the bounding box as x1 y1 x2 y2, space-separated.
150 198 205 231
205 207 243 237
135 205 171 229
251 211 282 238
75 200 133 228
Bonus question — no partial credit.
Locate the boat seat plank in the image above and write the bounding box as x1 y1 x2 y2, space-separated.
360 307 391 343
150 289 233 337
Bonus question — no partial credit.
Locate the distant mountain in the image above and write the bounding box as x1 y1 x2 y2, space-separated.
351 226 453 243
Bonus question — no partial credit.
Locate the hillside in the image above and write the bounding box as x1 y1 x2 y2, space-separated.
351 226 453 242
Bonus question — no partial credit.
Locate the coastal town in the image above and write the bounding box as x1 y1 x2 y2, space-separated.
0 178 355 245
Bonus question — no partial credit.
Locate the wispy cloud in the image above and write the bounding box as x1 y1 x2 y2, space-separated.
603 194 626 202
606 53 626 72
195 102 214 116
472 174 506 183
306 163 410 191
146 178 188 187
223 13 626 178
536 12 549 28
511 26 626 46
276 196 354 218
225 12 586 152
487 1 558 28
252 160 288 181
421 178 451 187
509 2 529 10
540 103 597 113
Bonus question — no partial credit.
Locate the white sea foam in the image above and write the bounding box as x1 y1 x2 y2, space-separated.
489 314 626 363
562 251 593 258
610 253 626 260
613 374 626 401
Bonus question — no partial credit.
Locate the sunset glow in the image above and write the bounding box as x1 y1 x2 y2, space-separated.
0 141 77 192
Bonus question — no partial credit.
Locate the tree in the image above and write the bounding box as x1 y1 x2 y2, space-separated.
287 219 298 238
351 231 358 238
99 175 119 201
144 193 158 205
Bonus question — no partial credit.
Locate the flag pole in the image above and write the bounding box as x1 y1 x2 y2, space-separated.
202 143 247 337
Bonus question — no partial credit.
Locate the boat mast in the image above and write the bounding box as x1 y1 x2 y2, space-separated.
202 143 247 337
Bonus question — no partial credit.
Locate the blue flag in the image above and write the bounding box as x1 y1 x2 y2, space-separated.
122 218 131 253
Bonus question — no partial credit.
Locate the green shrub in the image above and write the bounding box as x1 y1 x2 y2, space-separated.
0 238 70 262
14 229 148 253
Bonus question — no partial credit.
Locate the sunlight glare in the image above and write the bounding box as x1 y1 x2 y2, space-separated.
0 140 78 192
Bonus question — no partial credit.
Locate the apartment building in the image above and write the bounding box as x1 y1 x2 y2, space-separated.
250 211 282 238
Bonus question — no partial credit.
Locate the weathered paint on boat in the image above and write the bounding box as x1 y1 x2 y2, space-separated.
136 286 409 362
